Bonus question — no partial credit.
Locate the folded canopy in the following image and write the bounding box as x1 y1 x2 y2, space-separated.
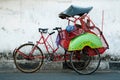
59 5 93 19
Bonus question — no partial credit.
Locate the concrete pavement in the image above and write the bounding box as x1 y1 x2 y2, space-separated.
0 59 120 80
0 71 120 80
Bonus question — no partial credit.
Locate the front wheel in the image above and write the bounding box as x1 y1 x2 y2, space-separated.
70 47 101 75
13 43 44 73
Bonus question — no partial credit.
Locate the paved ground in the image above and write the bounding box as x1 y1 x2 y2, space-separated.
0 71 120 80
0 59 120 80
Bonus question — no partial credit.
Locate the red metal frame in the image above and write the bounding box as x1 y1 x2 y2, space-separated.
37 32 59 54
64 14 109 54
15 30 71 62
37 32 72 61
15 13 109 62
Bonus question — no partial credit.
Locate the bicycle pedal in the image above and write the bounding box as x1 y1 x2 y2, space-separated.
45 60 52 64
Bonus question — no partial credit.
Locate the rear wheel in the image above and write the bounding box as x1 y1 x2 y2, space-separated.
70 47 101 75
13 43 44 73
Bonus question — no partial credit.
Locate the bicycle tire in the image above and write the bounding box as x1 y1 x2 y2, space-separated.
70 47 101 75
13 43 44 73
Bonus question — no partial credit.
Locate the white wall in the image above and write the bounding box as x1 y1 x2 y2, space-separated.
0 0 120 56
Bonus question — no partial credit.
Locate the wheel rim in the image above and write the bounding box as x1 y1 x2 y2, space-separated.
14 44 43 73
70 48 101 75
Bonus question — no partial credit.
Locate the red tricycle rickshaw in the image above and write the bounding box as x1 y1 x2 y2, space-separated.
13 5 109 75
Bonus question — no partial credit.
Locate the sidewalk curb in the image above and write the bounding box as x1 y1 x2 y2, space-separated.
0 60 120 73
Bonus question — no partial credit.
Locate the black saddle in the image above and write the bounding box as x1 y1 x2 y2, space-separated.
59 5 93 19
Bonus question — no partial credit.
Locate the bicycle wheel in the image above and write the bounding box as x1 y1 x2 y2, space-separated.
13 43 44 73
70 47 101 75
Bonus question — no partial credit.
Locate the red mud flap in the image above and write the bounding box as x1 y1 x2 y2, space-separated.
87 47 107 56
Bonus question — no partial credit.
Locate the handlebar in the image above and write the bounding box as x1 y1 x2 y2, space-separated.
53 27 62 31
38 27 62 35
38 28 48 33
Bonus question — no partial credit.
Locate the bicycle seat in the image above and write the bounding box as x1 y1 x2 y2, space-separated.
59 5 93 19
39 28 48 33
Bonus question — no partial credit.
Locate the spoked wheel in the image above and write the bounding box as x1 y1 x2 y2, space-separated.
70 47 101 75
13 43 44 73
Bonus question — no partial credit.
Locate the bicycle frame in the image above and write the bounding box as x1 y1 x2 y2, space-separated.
36 32 59 54
36 32 70 61
13 5 108 74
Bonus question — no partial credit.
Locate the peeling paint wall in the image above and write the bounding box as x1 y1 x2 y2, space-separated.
0 0 120 56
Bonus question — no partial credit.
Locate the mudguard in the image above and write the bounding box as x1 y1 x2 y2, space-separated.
68 33 103 51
